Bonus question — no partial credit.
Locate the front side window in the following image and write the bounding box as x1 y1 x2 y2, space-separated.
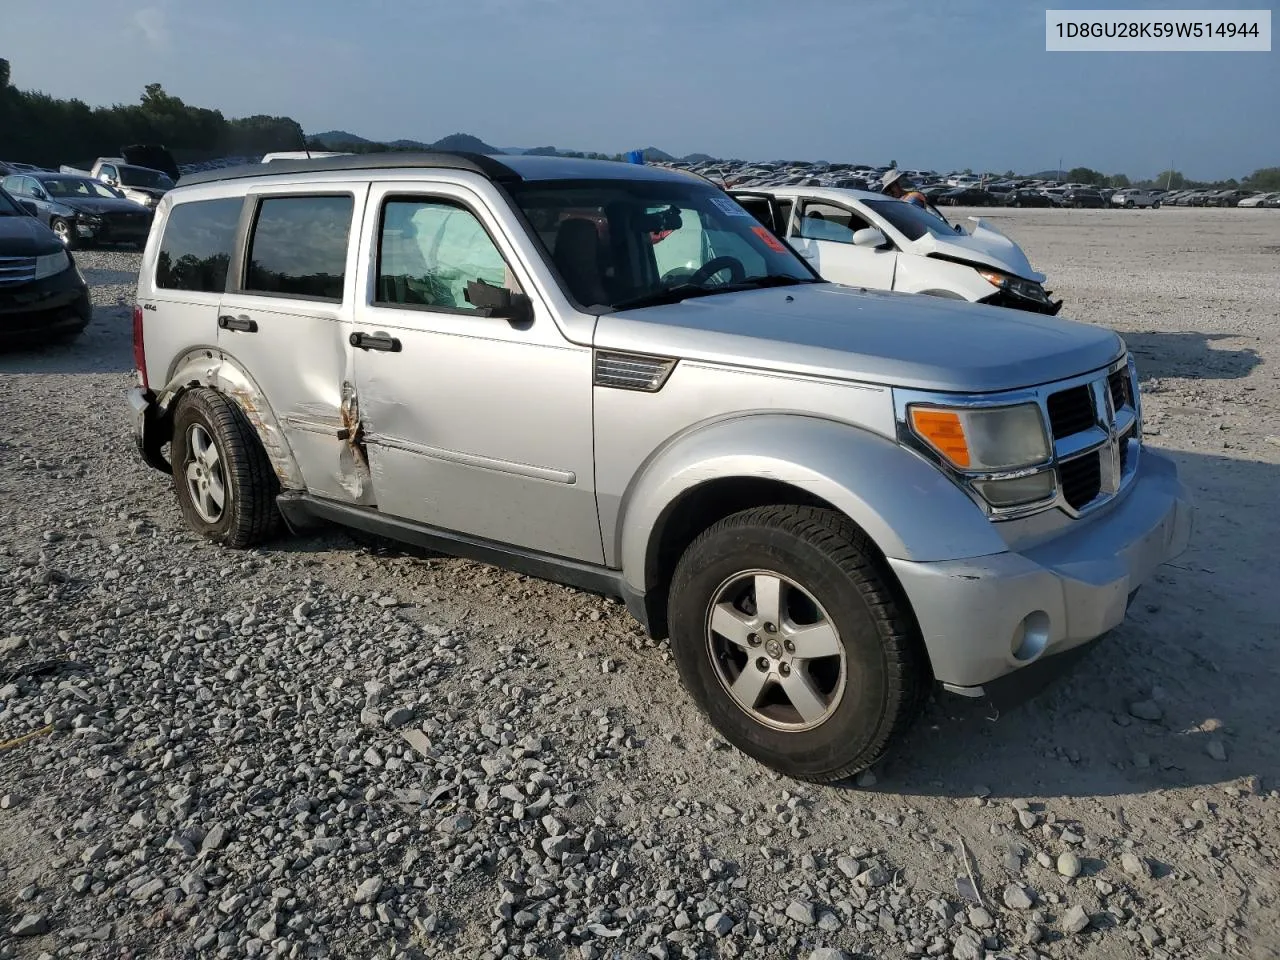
796 202 870 244
156 197 243 293
245 195 353 301
376 198 519 311
100 165 118 181
507 178 815 311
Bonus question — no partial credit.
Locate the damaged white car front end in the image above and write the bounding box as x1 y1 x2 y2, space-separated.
731 186 1064 315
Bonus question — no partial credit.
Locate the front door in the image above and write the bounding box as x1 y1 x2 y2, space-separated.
217 183 371 503
349 182 601 563
787 199 897 290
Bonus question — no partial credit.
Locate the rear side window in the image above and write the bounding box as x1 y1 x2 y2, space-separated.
245 195 352 301
155 197 242 293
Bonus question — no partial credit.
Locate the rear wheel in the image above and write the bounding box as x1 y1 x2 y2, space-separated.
171 388 281 547
667 505 928 782
1125 200 1135 208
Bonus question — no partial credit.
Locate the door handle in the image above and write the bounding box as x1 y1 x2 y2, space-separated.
218 314 257 333
350 331 402 352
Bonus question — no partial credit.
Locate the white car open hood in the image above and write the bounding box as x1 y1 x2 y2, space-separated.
912 217 1046 284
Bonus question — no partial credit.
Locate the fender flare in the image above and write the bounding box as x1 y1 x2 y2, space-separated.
617 414 1009 595
156 349 305 490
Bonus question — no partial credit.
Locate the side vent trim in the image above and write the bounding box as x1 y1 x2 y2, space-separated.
593 350 678 392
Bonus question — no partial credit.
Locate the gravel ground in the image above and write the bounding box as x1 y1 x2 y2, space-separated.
2 207 1279 960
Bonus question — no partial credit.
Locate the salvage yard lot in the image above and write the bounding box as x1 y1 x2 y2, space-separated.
1 207 1278 959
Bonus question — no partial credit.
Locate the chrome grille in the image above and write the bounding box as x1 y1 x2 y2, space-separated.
594 351 677 392
0 256 37 285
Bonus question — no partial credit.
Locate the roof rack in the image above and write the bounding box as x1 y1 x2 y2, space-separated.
177 151 522 187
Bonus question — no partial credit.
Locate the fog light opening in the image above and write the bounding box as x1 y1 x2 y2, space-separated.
1011 611 1050 663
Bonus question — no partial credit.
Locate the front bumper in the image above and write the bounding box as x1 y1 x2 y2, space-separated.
0 267 92 342
888 449 1192 696
128 385 172 474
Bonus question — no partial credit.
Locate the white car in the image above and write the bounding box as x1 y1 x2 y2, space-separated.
731 186 1063 315
1111 189 1162 209
1237 192 1277 208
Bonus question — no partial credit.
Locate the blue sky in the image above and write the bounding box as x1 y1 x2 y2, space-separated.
6 0 1276 180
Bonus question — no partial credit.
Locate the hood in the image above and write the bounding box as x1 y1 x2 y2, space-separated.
0 214 63 256
911 218 1045 283
594 283 1121 394
59 196 153 216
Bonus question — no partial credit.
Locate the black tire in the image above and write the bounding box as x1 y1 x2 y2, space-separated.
171 388 282 548
1125 200 1135 208
667 505 928 782
1152 202 1160 209
51 218 77 250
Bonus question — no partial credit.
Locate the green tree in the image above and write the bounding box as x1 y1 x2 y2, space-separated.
1108 173 1131 188
1067 166 1107 186
1242 167 1280 192
1153 170 1186 189
0 58 10 89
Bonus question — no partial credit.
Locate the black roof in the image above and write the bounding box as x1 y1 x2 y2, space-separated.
178 151 522 187
176 151 702 188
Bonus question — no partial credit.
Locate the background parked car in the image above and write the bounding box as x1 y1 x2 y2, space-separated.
1001 189 1052 207
0 185 92 344
1112 188 1162 208
1 172 153 249
937 187 992 206
1210 189 1253 207
1063 188 1106 208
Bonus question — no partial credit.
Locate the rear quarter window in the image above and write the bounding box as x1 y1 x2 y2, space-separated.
156 197 243 293
245 195 353 301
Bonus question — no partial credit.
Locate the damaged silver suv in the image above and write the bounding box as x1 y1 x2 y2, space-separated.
128 153 1192 781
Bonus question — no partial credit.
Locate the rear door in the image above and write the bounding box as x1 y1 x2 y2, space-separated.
216 183 370 503
787 199 896 289
140 194 243 391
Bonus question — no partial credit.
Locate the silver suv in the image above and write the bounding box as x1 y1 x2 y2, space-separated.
127 153 1193 782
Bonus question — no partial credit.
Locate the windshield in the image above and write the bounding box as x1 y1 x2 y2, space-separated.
506 178 816 310
119 165 173 189
42 177 122 200
863 199 958 242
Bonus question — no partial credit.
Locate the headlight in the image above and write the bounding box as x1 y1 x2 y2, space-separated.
77 213 103 224
33 250 70 280
908 402 1050 471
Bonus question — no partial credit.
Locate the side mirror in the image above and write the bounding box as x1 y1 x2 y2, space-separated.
465 279 533 324
18 200 38 217
852 227 889 249
31 189 47 201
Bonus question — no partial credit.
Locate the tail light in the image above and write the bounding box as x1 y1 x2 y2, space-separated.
132 304 148 390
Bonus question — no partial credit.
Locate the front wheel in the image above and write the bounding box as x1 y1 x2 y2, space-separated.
667 505 928 782
50 218 77 249
171 388 282 547
1152 202 1160 209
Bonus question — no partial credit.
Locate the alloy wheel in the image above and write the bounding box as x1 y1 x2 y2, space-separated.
184 423 227 524
704 569 847 732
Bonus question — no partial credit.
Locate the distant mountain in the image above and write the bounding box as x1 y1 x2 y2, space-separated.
682 152 717 163
387 138 433 150
430 132 503 154
310 130 372 148
498 147 528 155
639 147 675 162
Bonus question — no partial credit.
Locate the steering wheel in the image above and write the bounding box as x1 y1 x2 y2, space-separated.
685 256 746 288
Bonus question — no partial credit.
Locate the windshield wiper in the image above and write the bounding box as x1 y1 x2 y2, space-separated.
612 275 815 311
611 284 728 311
726 275 816 290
